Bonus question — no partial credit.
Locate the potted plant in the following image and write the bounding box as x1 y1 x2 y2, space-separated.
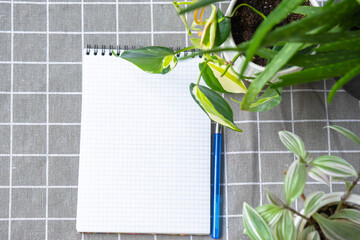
242 125 360 240
116 0 360 132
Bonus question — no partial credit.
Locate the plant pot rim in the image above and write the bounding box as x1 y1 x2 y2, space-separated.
295 192 360 236
222 0 320 80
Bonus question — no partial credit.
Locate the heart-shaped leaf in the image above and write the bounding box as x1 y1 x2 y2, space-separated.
190 84 242 132
199 62 247 93
213 9 230 47
120 46 177 74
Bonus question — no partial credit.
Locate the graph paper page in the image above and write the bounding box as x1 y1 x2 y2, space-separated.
77 50 211 234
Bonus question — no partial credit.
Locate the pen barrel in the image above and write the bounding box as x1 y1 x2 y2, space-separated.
211 133 222 239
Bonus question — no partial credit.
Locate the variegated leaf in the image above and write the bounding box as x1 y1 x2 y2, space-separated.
299 226 317 240
304 191 325 217
330 209 360 225
190 84 242 132
200 62 247 93
326 125 360 145
278 131 306 160
310 155 357 177
308 166 329 185
313 213 360 240
199 4 217 50
306 231 321 240
284 161 306 205
255 204 283 228
275 210 296 240
266 189 284 207
243 203 275 240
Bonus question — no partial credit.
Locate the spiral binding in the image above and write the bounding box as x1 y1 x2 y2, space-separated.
86 44 202 58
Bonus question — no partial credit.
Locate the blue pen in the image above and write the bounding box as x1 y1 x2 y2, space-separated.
211 123 222 239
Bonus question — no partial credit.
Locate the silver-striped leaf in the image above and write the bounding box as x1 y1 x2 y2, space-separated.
284 161 307 205
243 203 275 240
310 155 357 178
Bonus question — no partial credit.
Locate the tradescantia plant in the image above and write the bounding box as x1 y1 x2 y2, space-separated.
116 0 360 132
243 125 360 240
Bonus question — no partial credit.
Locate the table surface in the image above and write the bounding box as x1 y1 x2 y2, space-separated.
1 0 360 239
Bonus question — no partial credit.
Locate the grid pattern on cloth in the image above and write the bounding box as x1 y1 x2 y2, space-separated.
1 0 359 239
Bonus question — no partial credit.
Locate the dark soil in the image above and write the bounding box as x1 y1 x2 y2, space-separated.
230 0 310 66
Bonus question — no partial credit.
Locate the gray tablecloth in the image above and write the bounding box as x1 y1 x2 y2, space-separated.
0 0 359 239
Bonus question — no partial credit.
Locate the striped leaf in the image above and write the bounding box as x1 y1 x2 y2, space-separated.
199 4 217 50
273 58 360 88
310 155 357 178
275 210 296 240
299 226 317 240
199 62 247 93
308 166 329 185
255 204 283 228
120 47 177 74
284 161 306 205
266 189 284 207
292 6 321 15
306 231 321 240
278 131 306 160
241 42 303 110
326 125 360 145
330 209 360 225
190 84 242 132
313 213 360 240
304 191 325 217
243 203 275 240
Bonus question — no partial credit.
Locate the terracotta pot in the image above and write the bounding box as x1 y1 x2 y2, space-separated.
222 0 320 83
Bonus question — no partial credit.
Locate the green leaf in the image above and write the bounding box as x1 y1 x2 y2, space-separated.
286 50 360 69
316 37 360 52
286 30 360 45
284 161 306 205
173 1 192 36
255 204 283 228
266 189 284 207
241 42 303 110
199 4 217 50
306 231 321 240
200 62 247 93
243 203 275 240
292 6 321 16
278 131 306 160
213 9 230 47
246 87 282 112
273 58 360 88
120 47 177 74
263 0 360 47
313 213 360 240
326 125 360 145
299 226 317 240
308 166 329 185
330 209 360 225
328 61 360 103
240 0 306 76
178 0 224 14
310 155 358 178
304 191 325 217
190 84 242 132
275 210 296 240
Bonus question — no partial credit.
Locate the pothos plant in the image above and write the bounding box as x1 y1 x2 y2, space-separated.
243 125 360 240
115 0 360 132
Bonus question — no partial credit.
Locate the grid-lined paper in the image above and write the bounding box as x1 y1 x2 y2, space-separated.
77 50 211 235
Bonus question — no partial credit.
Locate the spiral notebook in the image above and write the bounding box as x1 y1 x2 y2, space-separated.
76 47 211 235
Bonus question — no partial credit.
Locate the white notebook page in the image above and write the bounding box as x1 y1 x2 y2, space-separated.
77 50 211 235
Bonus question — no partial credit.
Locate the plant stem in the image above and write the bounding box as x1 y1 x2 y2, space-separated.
197 61 209 85
174 46 196 55
283 204 312 223
221 52 241 77
335 172 360 212
228 3 267 20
